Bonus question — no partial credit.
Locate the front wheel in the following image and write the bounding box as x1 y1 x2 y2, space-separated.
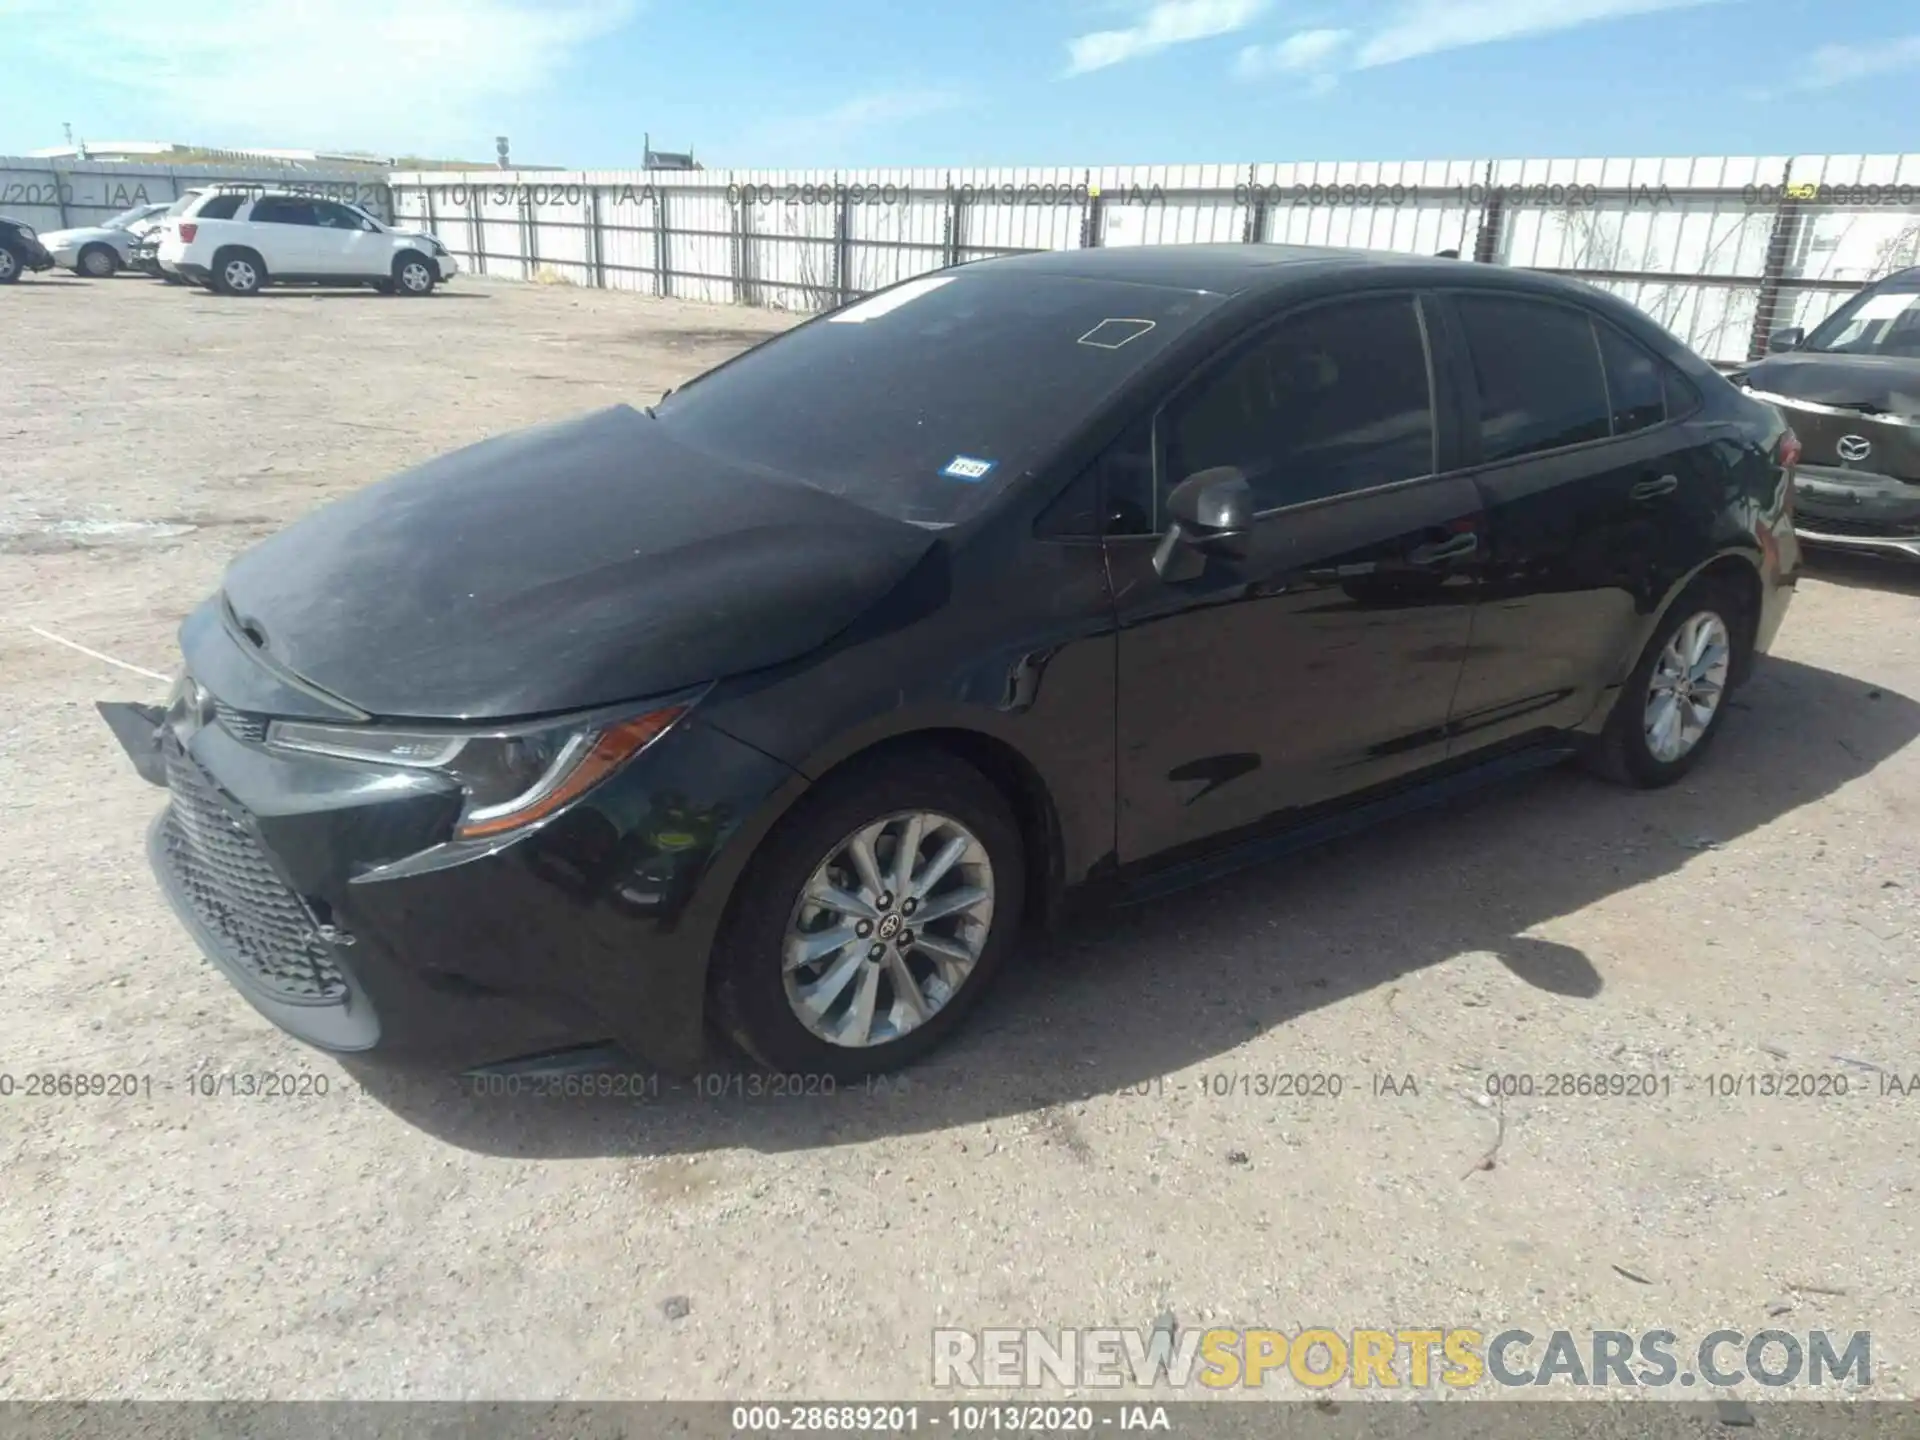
1588 577 1747 788
78 244 118 278
391 252 436 295
711 750 1024 1079
0 246 20 284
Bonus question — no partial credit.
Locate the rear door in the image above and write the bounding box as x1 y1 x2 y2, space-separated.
1438 290 1716 755
1109 291 1483 864
245 196 323 274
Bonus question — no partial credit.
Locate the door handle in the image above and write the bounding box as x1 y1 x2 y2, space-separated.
1631 474 1679 502
1407 532 1479 566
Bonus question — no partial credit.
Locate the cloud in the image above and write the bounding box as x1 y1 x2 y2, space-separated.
1778 34 1920 92
1353 0 1719 69
1065 0 1271 76
5 0 632 156
1236 28 1352 78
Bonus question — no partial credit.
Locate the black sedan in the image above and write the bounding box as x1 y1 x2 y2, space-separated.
1733 264 1920 560
101 244 1801 1078
0 215 56 282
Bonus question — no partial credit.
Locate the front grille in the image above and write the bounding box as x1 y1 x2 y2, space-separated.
213 702 268 743
1797 513 1920 539
159 748 348 1004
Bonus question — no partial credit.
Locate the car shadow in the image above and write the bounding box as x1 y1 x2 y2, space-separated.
1801 547 1920 597
245 289 490 302
342 655 1917 1158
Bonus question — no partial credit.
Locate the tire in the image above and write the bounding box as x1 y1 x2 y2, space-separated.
710 748 1025 1079
1587 575 1748 788
391 252 436 296
78 244 118 278
210 248 266 295
0 246 20 283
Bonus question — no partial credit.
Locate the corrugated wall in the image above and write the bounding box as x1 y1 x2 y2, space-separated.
369 154 1920 364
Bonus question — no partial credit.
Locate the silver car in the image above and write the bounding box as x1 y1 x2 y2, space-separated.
41 203 174 278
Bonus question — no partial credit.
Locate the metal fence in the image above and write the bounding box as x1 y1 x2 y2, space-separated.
390 153 1920 365
0 156 394 234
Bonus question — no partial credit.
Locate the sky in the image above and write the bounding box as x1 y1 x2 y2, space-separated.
1 0 1917 169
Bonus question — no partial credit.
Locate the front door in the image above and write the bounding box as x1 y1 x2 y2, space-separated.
1110 292 1483 866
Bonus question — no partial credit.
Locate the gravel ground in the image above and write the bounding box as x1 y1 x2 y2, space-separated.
2 272 1917 1407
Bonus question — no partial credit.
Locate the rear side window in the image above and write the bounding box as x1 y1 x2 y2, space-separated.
250 197 316 225
195 194 245 220
1165 295 1435 512
1594 321 1666 434
1455 294 1612 462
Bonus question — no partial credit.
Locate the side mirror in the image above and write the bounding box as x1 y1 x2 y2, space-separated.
1153 467 1253 581
1767 326 1804 354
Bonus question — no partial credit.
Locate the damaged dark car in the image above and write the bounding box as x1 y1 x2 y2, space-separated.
1734 264 1920 560
101 244 1800 1079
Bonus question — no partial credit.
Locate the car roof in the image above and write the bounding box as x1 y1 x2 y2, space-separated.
967 242 1402 294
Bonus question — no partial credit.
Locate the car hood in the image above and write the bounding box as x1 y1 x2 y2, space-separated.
1738 352 1920 422
40 226 121 247
218 404 940 720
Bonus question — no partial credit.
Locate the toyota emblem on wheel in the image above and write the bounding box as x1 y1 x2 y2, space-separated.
1837 434 1873 462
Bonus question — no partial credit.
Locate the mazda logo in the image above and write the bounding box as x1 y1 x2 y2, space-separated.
1837 434 1873 462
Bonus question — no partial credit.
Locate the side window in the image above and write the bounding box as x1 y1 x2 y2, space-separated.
1164 296 1434 512
251 197 315 226
1035 417 1155 538
313 201 370 230
1455 294 1612 462
196 194 245 220
1594 320 1666 434
1663 366 1702 418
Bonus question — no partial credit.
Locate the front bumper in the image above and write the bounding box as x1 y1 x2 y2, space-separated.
1792 463 1920 559
100 647 804 1071
435 253 458 280
9 238 55 270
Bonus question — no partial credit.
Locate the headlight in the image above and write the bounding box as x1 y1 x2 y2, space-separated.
265 700 694 840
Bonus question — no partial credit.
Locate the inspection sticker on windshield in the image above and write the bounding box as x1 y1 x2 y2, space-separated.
940 455 997 482
829 276 956 323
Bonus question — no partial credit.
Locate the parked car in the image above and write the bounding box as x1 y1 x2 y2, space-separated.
98 245 1800 1078
0 215 56 283
133 190 207 280
40 202 173 277
154 188 455 295
1733 265 1920 560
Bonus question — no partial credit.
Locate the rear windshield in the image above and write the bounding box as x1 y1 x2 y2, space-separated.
1803 281 1920 358
653 270 1225 525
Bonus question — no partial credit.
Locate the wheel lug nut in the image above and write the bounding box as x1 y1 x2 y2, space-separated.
868 944 885 961
876 891 893 911
899 930 914 946
902 898 917 916
856 920 872 938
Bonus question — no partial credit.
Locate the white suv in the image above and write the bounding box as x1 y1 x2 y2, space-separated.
155 189 457 296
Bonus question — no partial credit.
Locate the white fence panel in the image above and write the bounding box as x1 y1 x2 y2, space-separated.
389 152 1920 363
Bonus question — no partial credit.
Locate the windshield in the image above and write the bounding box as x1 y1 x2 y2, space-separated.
652 269 1223 525
1802 282 1920 358
162 192 202 216
104 204 157 229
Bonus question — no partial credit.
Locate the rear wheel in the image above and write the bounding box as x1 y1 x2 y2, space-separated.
211 249 265 295
391 252 435 295
78 244 118 278
710 749 1024 1079
1588 576 1746 788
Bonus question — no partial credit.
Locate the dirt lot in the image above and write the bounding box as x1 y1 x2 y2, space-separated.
2 272 1918 1404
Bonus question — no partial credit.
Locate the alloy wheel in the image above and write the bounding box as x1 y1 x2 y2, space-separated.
83 248 115 277
223 258 258 293
400 261 432 292
1643 609 1730 764
782 810 995 1048
0 250 17 281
